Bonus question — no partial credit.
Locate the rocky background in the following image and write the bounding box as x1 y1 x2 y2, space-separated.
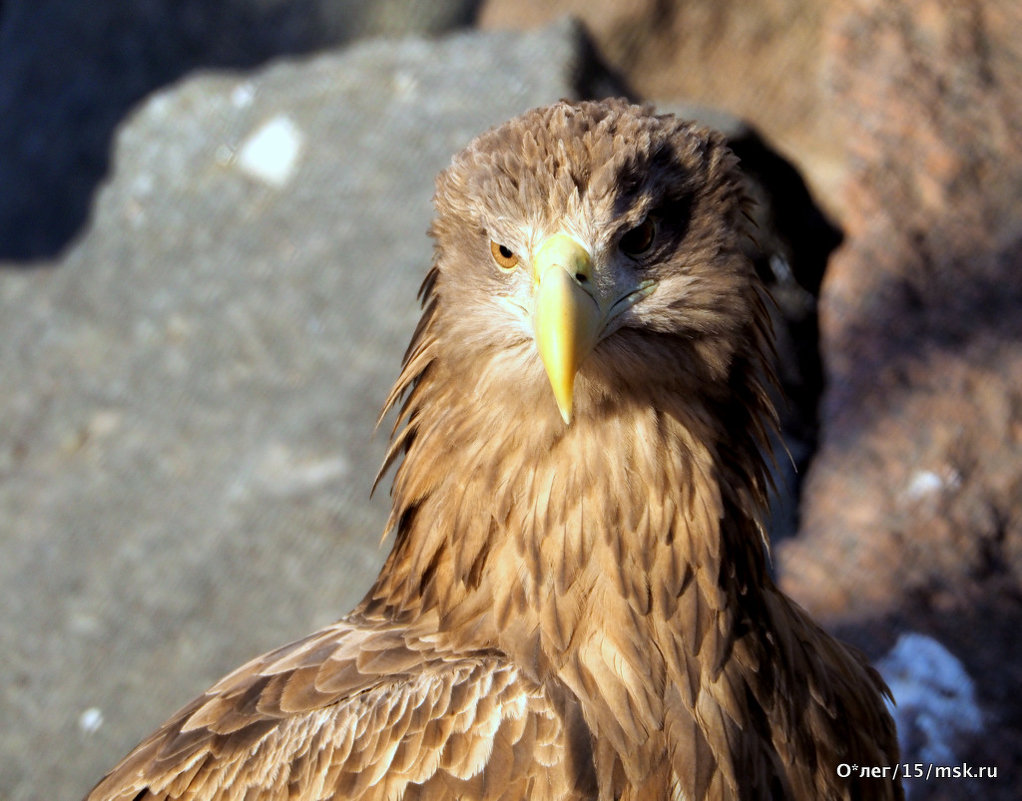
1 1 1019 799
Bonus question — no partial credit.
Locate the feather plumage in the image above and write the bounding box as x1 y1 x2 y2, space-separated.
86 100 900 801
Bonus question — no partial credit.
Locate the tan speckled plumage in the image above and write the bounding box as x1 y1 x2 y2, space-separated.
86 100 901 801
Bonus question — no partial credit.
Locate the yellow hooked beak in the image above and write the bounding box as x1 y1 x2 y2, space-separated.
532 234 602 424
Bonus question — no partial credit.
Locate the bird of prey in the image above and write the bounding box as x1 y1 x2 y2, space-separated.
86 99 901 801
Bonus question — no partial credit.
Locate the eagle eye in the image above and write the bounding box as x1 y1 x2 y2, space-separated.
490 240 519 270
619 217 657 257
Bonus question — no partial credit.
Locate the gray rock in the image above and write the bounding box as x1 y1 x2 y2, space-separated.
0 20 623 801
0 0 482 261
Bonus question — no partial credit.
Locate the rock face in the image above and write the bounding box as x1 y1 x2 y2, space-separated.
776 2 1022 797
0 21 624 801
479 0 841 202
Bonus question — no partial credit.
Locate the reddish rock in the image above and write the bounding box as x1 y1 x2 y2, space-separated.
782 0 1022 621
777 2 1022 796
478 0 840 198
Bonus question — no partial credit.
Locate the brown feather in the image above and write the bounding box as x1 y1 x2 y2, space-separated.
85 100 900 801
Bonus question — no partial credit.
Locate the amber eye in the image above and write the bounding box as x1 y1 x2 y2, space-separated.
619 217 657 257
490 240 519 270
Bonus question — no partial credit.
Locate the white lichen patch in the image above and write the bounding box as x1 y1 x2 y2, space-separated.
79 707 104 734
235 115 304 187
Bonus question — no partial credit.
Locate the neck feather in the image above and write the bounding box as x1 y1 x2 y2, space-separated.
361 337 776 655
355 301 898 800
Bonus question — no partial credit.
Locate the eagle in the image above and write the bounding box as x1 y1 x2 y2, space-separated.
86 100 901 801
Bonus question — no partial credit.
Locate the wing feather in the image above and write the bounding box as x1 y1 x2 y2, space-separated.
85 621 596 801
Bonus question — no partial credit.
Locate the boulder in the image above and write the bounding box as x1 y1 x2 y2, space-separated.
479 0 841 205
777 2 1022 796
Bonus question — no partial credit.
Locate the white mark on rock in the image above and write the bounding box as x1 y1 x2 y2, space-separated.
214 143 235 166
231 82 256 108
79 707 104 734
393 70 418 97
904 467 960 501
232 443 350 500
906 470 943 499
876 632 982 772
236 115 304 187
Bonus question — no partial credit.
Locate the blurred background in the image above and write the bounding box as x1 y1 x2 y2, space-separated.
1 2 1020 799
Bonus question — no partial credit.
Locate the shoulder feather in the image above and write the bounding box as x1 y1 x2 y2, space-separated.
84 621 596 801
